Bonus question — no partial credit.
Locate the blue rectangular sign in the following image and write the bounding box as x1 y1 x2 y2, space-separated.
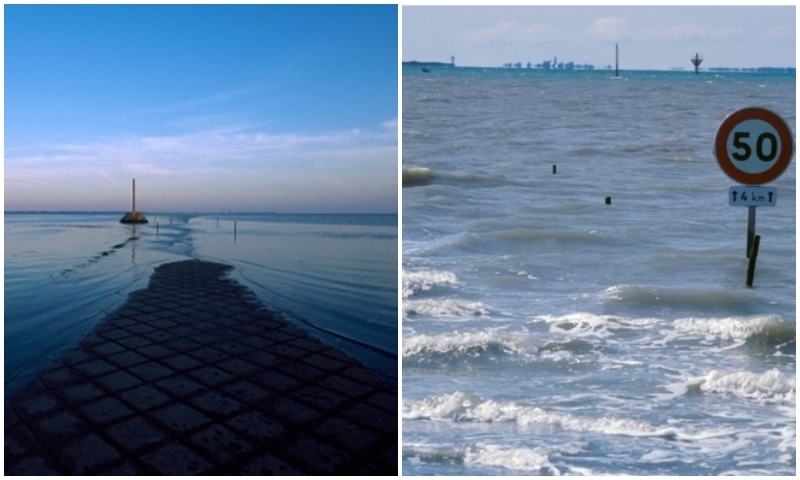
728 186 777 206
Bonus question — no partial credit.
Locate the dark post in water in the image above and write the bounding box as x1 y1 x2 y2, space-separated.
120 178 149 224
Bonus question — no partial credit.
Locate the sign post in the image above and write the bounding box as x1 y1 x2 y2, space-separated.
714 107 794 282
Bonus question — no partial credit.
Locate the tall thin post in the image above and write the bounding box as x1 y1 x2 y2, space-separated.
615 44 619 77
747 206 756 257
132 178 136 212
746 235 760 287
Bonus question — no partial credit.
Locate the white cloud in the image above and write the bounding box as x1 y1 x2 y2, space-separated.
468 21 560 44
5 121 398 212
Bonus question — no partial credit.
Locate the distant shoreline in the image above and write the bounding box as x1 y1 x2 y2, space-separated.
4 210 398 216
403 62 795 74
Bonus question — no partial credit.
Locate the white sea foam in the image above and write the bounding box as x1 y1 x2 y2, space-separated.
672 315 792 342
689 369 796 402
402 269 458 299
403 330 533 358
403 391 729 440
530 312 661 338
463 443 560 474
403 298 490 318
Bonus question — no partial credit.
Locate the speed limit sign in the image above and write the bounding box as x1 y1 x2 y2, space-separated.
714 107 794 185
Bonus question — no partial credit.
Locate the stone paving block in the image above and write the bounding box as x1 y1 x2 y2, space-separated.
160 352 204 372
106 349 149 369
281 433 354 475
187 345 229 364
220 379 273 404
103 415 168 453
12 391 65 419
95 369 143 392
162 336 202 353
4 451 63 475
314 416 381 454
368 390 398 414
288 336 330 353
127 360 175 382
339 402 397 436
292 384 350 412
77 396 134 426
303 352 350 374
122 322 157 335
136 343 175 360
115 334 153 350
186 365 234 387
318 373 376 399
4 422 40 461
97 327 132 342
237 453 305 475
215 339 254 357
140 441 212 475
60 347 95 366
276 360 327 383
225 409 286 442
251 370 302 393
89 340 127 356
51 432 121 474
149 402 212 435
189 390 244 418
155 374 205 398
187 423 254 464
74 358 117 377
27 408 92 444
265 395 322 426
246 350 285 368
54 380 107 404
39 366 84 389
94 459 146 475
216 357 263 377
118 384 171 411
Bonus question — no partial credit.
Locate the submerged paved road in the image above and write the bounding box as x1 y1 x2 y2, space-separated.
5 260 397 475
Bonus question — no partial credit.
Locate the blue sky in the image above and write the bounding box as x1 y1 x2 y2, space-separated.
402 6 795 70
5 4 398 213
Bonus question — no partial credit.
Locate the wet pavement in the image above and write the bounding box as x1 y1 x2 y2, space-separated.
5 259 397 475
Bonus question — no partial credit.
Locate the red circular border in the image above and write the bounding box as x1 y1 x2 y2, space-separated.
714 107 794 185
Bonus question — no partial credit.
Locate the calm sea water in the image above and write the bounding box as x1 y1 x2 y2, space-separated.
5 212 397 397
402 67 795 475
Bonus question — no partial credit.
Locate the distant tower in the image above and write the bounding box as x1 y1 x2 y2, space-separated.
691 53 703 74
120 178 148 224
451 56 455 66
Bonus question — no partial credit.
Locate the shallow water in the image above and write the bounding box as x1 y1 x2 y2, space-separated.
5 212 398 397
402 67 795 475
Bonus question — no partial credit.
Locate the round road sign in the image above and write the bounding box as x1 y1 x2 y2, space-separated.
714 107 794 185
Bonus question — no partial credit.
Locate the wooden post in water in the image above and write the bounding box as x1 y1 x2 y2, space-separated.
746 235 760 287
746 206 756 258
234 220 237 242
132 178 136 212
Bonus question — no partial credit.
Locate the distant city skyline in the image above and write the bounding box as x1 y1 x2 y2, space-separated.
402 6 795 71
5 5 398 213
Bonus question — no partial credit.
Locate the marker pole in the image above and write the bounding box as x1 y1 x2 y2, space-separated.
747 206 756 258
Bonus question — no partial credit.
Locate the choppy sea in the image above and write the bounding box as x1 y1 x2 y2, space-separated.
402 67 795 475
4 212 398 397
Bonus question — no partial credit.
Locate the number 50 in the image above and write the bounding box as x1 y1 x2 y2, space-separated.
732 131 778 162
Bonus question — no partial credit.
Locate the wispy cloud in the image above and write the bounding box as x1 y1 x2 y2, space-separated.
468 21 561 44
586 16 744 43
5 120 398 212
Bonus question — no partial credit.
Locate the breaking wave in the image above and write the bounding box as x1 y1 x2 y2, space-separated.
687 369 795 402
403 391 732 441
403 298 491 319
672 315 795 344
402 269 458 299
403 330 533 358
